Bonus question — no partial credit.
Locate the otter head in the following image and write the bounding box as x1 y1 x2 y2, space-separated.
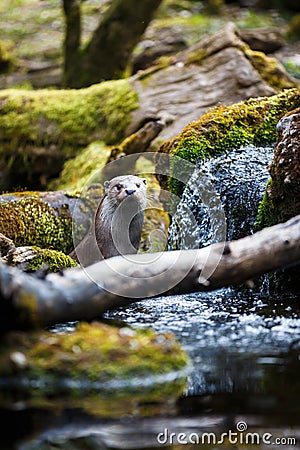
104 175 147 206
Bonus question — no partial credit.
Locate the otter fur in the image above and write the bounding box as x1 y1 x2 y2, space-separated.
70 175 147 266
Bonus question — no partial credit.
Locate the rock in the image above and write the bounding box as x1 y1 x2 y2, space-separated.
130 22 296 145
239 28 284 54
255 108 300 292
0 322 189 402
257 107 300 227
157 89 300 195
2 245 77 272
131 29 187 73
0 80 139 191
0 189 102 254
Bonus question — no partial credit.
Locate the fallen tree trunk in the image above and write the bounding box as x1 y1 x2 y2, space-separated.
1 214 300 332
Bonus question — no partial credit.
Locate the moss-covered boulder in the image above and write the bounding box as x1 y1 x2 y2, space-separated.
0 189 101 255
0 196 73 253
2 245 77 272
158 88 300 195
256 107 300 228
0 322 190 401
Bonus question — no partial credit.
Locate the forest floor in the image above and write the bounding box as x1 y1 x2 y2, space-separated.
0 0 300 88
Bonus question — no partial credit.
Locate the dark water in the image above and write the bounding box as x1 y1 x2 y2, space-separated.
3 288 300 449
2 145 300 449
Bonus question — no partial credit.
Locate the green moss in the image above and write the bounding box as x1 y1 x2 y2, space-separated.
159 89 300 194
50 141 112 191
26 246 78 271
256 175 300 230
0 79 138 151
0 197 73 253
255 179 276 229
244 48 297 90
0 322 190 388
0 80 138 190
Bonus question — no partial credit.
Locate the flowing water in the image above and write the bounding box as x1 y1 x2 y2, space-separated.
169 144 274 249
2 145 300 449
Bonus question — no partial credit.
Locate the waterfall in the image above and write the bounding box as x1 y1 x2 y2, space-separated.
168 144 274 250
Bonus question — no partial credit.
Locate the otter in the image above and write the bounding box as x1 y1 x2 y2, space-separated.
70 175 147 266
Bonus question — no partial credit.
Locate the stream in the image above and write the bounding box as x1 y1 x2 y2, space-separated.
1 145 300 449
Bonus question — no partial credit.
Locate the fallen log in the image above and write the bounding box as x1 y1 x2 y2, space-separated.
1 214 300 331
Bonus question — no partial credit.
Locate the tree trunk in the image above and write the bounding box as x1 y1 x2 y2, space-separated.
62 0 81 87
63 0 162 88
1 214 300 331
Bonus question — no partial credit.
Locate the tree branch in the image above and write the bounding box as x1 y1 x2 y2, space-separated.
1 215 300 331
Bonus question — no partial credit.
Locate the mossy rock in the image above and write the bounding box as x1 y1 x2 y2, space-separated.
0 322 190 400
50 141 112 191
256 107 300 229
0 186 104 256
140 200 170 253
255 108 300 292
3 245 77 272
244 47 297 91
0 197 73 253
158 88 300 195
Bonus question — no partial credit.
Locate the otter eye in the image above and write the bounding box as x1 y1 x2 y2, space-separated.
136 183 140 188
116 184 123 191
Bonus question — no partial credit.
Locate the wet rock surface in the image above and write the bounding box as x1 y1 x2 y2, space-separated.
271 107 300 194
257 106 300 228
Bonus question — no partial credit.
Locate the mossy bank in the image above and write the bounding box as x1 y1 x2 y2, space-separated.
0 80 138 190
158 88 300 195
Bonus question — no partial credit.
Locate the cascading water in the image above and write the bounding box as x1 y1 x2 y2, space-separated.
168 144 274 250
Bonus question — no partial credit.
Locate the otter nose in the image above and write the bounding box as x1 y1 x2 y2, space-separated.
125 189 136 196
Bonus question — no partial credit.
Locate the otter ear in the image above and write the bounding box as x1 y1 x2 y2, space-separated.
142 178 147 185
104 181 110 193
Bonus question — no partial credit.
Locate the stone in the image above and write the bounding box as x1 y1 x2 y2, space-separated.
129 22 296 145
239 28 284 54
